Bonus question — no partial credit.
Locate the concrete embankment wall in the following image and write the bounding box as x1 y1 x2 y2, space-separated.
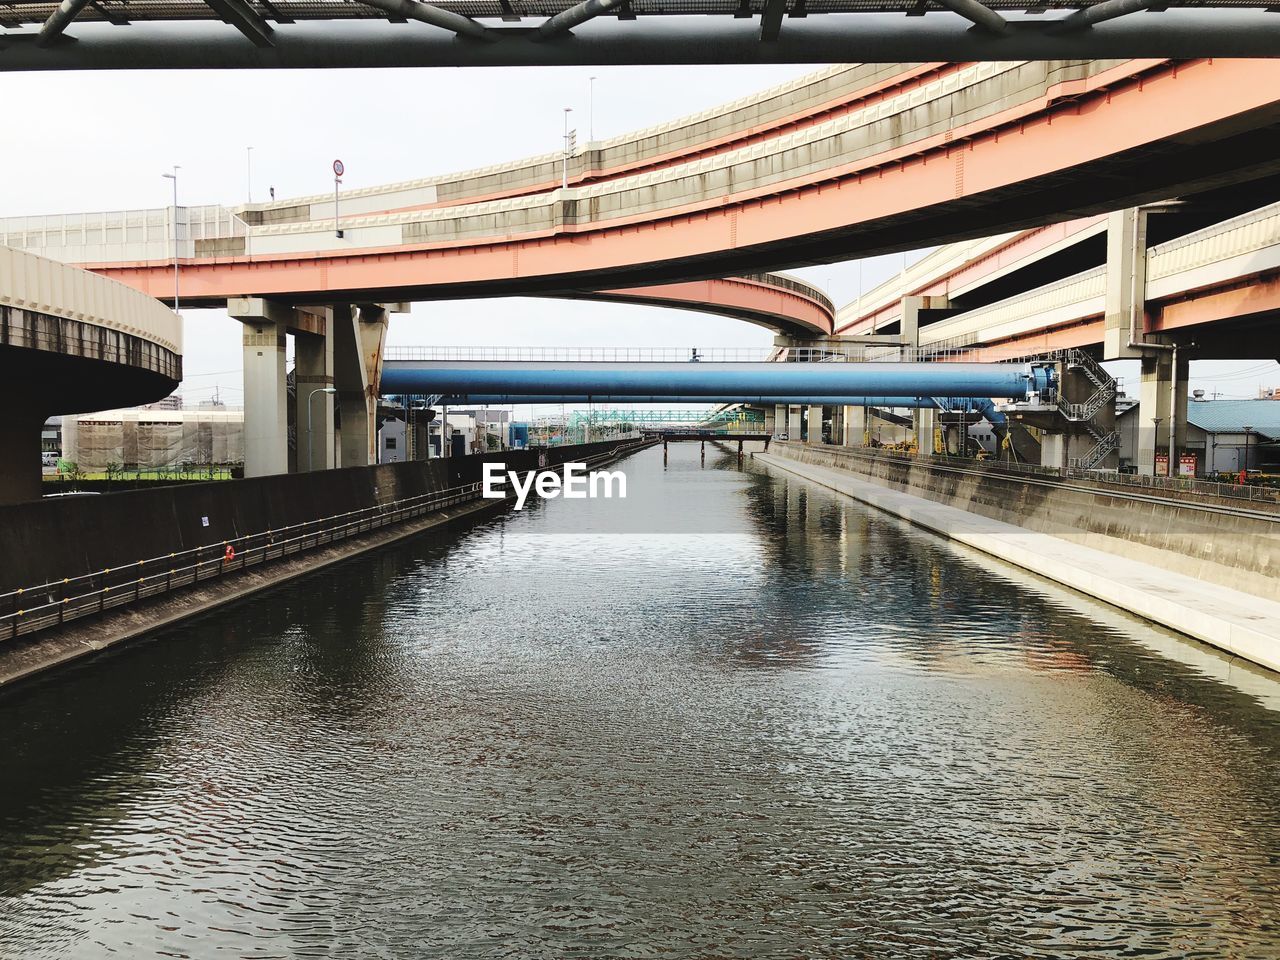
766 442 1280 604
0 441 636 593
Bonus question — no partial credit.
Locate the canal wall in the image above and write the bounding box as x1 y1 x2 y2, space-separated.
0 440 651 688
757 443 1280 673
763 442 1280 603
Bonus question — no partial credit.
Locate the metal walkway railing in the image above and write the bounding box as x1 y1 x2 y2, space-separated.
2 439 651 644
1 482 485 644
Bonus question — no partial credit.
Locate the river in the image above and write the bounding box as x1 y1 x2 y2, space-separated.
2 444 1278 958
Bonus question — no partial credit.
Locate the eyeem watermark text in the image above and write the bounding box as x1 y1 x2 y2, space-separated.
483 462 627 510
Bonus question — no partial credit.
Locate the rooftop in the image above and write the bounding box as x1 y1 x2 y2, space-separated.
1187 400 1280 438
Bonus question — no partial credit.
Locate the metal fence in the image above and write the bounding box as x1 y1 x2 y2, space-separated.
383 343 993 364
2 439 649 644
0 482 486 643
802 443 1280 510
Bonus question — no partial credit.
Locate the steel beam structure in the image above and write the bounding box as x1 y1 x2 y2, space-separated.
3 12 1280 70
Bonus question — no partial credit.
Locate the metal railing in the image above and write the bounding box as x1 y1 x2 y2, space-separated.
1 440 650 644
789 442 1280 510
384 343 995 364
738 272 835 315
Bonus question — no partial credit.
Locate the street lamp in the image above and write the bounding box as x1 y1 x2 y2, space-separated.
1151 417 1163 476
562 107 573 189
161 166 180 315
307 387 337 472
589 76 598 141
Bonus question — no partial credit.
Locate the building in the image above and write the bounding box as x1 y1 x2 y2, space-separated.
1117 399 1279 476
62 408 245 472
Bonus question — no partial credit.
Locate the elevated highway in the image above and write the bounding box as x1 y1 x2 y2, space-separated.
0 245 182 501
13 59 1280 307
8 57 1280 482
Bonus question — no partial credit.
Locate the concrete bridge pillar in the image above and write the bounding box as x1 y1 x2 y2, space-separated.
843 405 866 446
773 404 786 437
1103 208 1147 361
806 405 823 444
334 304 389 468
293 309 335 473
239 314 288 478
787 405 803 441
0 407 47 503
1137 349 1189 476
915 407 938 455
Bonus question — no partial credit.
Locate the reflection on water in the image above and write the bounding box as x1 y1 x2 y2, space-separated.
1 445 1278 959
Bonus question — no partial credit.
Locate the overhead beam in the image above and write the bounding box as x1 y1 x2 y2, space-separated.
933 0 1007 33
35 0 95 45
205 0 276 47
89 2 131 26
760 0 787 41
359 0 496 41
1055 0 1156 31
6 12 1280 68
534 0 628 40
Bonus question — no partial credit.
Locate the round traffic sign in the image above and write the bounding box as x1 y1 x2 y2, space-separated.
332 159 345 177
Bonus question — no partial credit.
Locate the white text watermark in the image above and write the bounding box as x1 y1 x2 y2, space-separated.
483 462 627 510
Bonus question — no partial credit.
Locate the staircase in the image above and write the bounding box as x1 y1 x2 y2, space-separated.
1056 350 1117 424
1072 422 1120 471
1055 350 1119 470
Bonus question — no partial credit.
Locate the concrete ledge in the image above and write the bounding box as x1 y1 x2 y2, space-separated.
756 450 1280 675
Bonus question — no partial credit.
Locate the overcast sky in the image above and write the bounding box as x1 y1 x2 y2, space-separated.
2 66 1274 408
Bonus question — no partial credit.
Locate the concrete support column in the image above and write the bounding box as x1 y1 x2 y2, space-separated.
774 404 787 438
241 318 288 478
843 405 866 447
293 313 334 473
1103 207 1148 361
806 405 823 444
829 405 843 447
915 407 937 456
0 408 46 503
334 304 389 468
787 405 803 441
1137 350 1189 476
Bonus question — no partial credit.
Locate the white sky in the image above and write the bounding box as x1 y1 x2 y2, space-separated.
2 66 1274 407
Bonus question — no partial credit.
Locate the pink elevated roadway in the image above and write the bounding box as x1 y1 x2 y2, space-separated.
76 58 1280 342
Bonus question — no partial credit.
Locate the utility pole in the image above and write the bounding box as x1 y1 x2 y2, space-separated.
161 166 181 316
246 146 254 203
589 76 598 141
562 108 574 190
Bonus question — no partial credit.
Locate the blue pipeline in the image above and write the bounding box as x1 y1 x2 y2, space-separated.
429 394 965 406
380 361 1054 401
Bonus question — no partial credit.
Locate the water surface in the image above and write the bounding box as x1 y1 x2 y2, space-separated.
2 445 1278 958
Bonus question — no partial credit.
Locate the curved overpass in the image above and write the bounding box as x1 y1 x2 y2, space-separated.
568 274 834 337
0 245 182 501
73 58 1280 309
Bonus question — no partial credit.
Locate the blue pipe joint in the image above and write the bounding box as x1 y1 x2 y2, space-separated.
1027 362 1057 399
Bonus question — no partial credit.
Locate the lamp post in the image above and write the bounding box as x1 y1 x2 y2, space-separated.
589 76 597 141
562 107 573 189
1151 417 1163 476
161 166 180 316
1243 425 1254 476
307 387 337 472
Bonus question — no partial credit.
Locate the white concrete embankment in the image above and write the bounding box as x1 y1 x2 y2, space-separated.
756 451 1280 674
